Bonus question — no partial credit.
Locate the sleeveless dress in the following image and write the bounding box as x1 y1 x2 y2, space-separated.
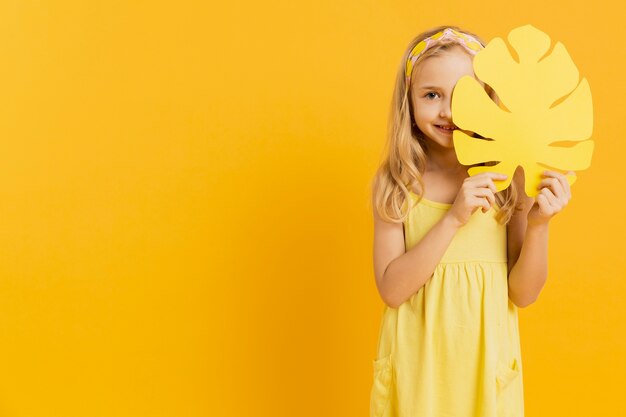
370 191 524 417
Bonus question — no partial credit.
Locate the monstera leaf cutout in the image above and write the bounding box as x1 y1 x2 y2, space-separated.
451 24 594 197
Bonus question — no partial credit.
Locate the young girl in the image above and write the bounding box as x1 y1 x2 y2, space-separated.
369 26 573 417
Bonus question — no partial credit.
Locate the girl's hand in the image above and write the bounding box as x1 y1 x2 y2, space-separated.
445 172 508 228
527 170 573 227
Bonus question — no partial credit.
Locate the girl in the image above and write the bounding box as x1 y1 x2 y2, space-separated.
369 26 573 417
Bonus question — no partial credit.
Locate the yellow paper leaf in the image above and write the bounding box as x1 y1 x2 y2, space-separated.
451 24 594 197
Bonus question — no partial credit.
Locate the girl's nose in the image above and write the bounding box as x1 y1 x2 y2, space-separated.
440 98 452 119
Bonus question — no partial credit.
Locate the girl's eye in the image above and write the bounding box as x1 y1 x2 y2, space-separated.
425 92 439 99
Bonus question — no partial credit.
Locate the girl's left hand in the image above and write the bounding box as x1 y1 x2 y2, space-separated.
527 170 574 227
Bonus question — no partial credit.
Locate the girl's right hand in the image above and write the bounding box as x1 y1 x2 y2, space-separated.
445 172 508 228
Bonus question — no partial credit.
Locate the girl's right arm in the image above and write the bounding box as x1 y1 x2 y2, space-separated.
373 172 507 308
373 208 460 308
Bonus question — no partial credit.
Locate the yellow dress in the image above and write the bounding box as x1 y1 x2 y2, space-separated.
370 191 524 417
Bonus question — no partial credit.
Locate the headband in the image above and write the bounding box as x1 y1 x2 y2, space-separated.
405 28 484 93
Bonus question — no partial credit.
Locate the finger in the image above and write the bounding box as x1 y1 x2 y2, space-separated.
541 170 558 176
537 177 565 202
536 193 551 216
537 191 558 216
465 176 499 194
540 187 561 212
466 171 509 181
473 196 491 213
473 193 494 214
473 187 496 208
470 172 508 183
542 170 571 200
543 170 570 198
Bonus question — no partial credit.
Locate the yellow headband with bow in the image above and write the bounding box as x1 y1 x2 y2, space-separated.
405 28 484 94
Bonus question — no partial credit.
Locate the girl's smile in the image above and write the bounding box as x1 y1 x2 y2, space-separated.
434 124 457 134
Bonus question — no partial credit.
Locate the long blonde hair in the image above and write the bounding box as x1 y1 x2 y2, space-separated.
371 25 521 225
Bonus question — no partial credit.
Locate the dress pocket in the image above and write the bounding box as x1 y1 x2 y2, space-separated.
496 357 520 392
370 354 393 417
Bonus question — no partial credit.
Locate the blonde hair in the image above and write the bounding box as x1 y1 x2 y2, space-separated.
371 25 521 225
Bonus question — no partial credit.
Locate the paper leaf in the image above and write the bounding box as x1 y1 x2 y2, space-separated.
451 24 594 197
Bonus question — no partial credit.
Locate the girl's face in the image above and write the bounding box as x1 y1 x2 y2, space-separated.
410 45 476 149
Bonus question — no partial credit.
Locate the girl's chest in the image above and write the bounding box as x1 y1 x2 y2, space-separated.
404 202 507 263
417 170 468 204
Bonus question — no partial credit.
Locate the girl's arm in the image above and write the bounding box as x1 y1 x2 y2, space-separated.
507 170 573 307
374 206 461 308
373 173 505 308
507 223 549 308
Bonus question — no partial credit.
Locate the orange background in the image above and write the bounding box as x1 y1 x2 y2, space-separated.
0 1 623 416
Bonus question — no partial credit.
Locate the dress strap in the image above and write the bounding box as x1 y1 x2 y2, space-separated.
390 330 396 363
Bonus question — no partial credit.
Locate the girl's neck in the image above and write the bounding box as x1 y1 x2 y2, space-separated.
424 147 466 174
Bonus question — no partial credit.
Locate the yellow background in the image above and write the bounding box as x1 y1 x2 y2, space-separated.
0 1 623 416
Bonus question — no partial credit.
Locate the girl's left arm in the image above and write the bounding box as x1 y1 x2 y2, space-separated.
506 169 574 308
